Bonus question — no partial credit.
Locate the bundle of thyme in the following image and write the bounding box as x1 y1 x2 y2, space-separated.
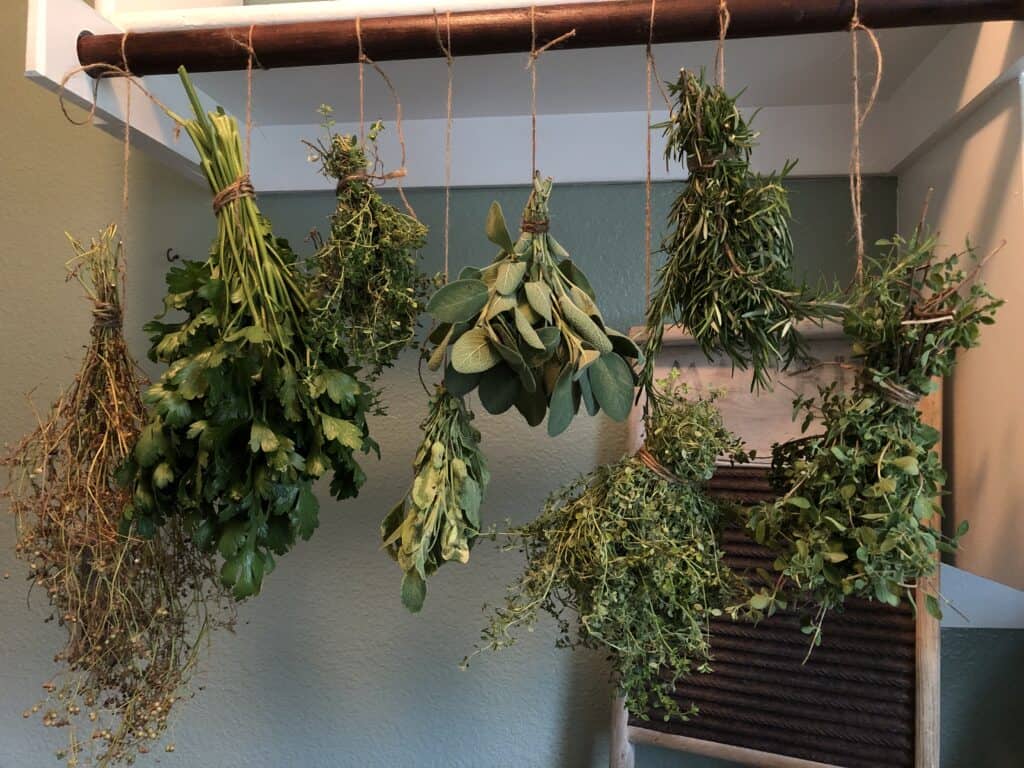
2 226 233 765
644 69 835 390
381 387 489 612
748 230 1002 644
306 114 435 382
124 69 376 600
471 373 749 717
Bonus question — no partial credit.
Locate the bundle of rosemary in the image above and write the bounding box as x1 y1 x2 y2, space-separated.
2 226 233 765
381 387 489 612
643 69 834 390
748 231 1002 643
426 174 640 435
306 114 434 381
124 69 376 599
471 373 749 718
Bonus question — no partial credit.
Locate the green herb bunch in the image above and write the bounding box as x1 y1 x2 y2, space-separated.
644 69 834 390
124 69 377 600
306 113 434 381
747 230 1002 643
472 373 749 718
426 174 640 435
381 388 490 612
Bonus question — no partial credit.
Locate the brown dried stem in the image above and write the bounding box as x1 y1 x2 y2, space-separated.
2 226 234 766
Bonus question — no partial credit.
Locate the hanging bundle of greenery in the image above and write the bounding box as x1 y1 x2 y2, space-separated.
643 69 835 390
123 69 377 600
381 387 490 612
306 112 435 382
747 230 1002 644
2 226 233 765
425 174 641 435
470 372 750 718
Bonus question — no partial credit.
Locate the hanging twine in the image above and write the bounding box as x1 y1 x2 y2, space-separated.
715 0 730 88
355 16 417 218
119 33 131 264
434 10 455 283
527 6 577 180
848 0 883 284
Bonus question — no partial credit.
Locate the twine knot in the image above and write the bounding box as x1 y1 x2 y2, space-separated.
864 371 921 409
635 446 681 484
520 219 549 234
91 301 122 331
212 175 255 215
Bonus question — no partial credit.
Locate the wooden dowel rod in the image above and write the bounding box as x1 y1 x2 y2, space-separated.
78 0 1024 77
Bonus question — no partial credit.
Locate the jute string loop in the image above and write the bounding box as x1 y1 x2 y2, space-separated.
715 0 730 89
355 16 417 218
212 175 255 215
849 0 883 284
527 6 577 179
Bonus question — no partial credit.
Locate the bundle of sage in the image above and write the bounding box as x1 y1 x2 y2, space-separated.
747 230 1002 644
381 388 490 612
472 372 750 718
644 69 835 390
306 114 434 382
124 69 377 599
2 226 232 765
426 173 640 435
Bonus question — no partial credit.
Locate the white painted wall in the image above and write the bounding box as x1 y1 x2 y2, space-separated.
898 73 1024 591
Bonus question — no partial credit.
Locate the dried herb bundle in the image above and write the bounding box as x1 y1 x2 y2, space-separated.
2 226 233 765
125 69 376 599
644 69 834 390
306 115 434 381
472 373 748 718
381 388 489 612
426 174 640 435
748 231 1002 643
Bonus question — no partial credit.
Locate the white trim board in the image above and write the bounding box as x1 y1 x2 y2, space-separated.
26 3 1024 191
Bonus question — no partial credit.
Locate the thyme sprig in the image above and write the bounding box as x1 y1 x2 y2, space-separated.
471 373 750 718
306 113 435 382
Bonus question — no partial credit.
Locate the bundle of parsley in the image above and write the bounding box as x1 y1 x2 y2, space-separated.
747 230 1002 644
643 69 835 390
124 69 376 599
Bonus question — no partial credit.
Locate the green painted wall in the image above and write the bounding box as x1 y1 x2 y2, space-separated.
2 3 1021 767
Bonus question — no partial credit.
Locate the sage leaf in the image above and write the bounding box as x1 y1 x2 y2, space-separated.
427 279 490 323
485 201 515 252
452 328 502 374
547 366 576 437
587 354 634 421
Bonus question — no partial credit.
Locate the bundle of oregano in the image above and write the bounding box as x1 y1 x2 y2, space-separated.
425 174 640 435
747 230 1002 643
644 69 834 390
124 69 376 599
2 226 233 765
306 113 434 381
471 372 749 718
381 387 489 612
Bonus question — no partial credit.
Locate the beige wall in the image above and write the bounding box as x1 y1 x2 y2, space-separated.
898 77 1024 590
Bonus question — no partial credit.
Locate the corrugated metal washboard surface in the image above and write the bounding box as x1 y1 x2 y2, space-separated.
631 465 916 768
